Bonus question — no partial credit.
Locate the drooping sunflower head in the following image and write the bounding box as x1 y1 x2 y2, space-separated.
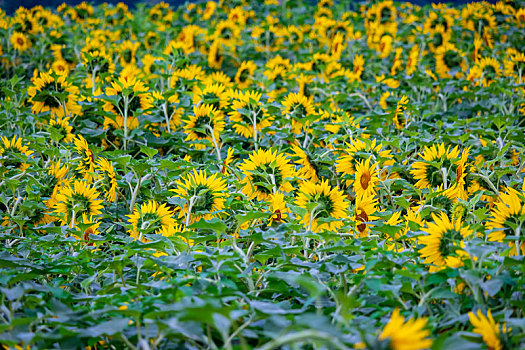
239 149 296 201
171 169 228 223
295 179 349 233
419 212 472 272
183 104 225 150
54 180 103 226
128 201 176 241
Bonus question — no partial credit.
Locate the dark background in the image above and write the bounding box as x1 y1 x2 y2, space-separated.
0 0 488 15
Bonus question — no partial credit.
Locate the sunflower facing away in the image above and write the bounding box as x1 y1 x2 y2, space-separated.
418 212 473 272
0 135 34 170
295 179 349 233
282 92 316 134
128 200 176 241
54 180 103 227
171 169 228 224
468 309 511 350
239 149 296 201
28 70 81 117
486 187 525 256
376 308 432 350
183 104 225 150
103 70 153 118
228 90 273 139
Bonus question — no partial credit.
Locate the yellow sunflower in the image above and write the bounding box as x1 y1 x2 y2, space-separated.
354 157 380 198
103 71 153 118
267 191 290 226
127 201 176 241
48 116 75 143
239 149 296 201
419 212 473 272
228 90 273 139
193 83 230 111
336 138 393 186
28 70 81 117
118 40 140 67
378 308 432 350
468 309 510 350
435 42 467 79
10 32 31 52
171 169 227 224
0 136 33 171
486 187 525 256
235 61 257 89
95 158 118 202
282 92 316 134
295 179 348 233
410 143 466 190
74 135 96 181
353 193 380 237
54 180 103 227
183 104 225 150
289 144 319 183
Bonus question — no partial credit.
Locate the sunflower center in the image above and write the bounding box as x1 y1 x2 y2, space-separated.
360 171 371 190
356 207 369 233
122 49 133 64
17 38 25 46
380 7 392 22
238 68 250 83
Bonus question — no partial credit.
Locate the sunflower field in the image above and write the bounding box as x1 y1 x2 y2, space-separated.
0 0 525 348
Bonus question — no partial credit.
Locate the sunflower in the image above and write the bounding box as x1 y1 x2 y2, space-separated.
486 187 525 256
239 149 296 201
48 116 74 143
103 71 153 118
336 138 394 186
95 158 118 202
267 191 289 226
406 45 420 76
193 83 230 111
208 39 225 70
28 70 81 117
354 157 380 198
282 92 316 134
468 309 511 350
184 104 225 150
353 193 380 237
43 160 69 209
74 135 96 181
410 143 467 190
418 212 472 272
10 32 31 52
235 61 257 89
295 180 348 233
289 144 319 182
0 135 33 168
393 95 409 129
376 308 432 350
435 43 467 79
74 213 101 245
228 90 273 139
54 180 103 227
118 40 140 67
128 201 176 241
171 169 227 224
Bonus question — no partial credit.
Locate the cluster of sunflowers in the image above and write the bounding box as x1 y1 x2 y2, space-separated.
0 0 525 348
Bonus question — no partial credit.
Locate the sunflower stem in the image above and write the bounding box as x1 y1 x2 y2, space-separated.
515 223 522 257
252 110 258 151
123 95 129 151
185 196 197 227
206 125 222 162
